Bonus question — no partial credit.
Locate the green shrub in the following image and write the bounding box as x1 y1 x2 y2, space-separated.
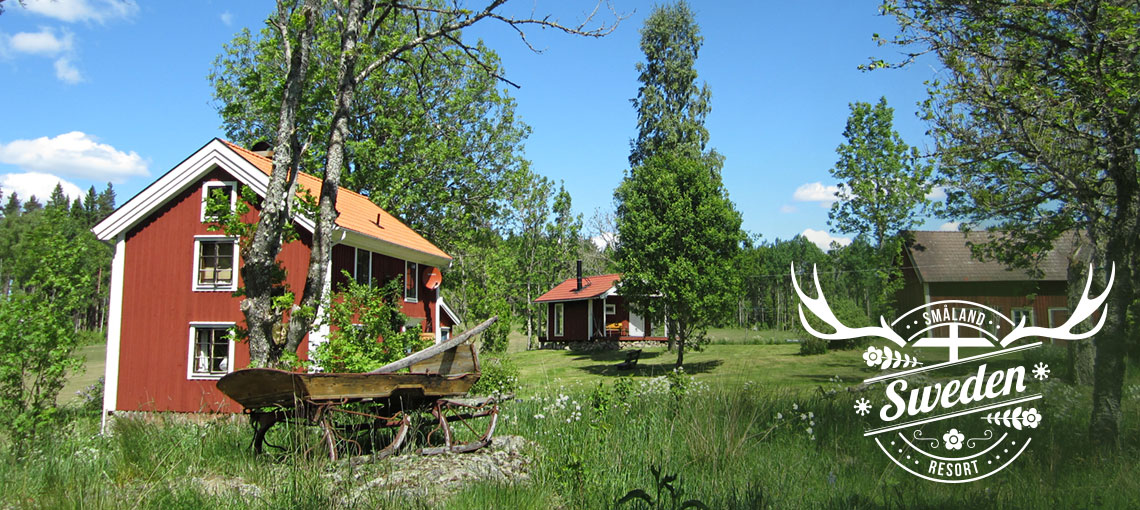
471 357 519 397
798 337 828 356
313 273 430 372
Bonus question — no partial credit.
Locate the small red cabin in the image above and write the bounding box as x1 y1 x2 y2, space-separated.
93 139 459 415
534 273 666 342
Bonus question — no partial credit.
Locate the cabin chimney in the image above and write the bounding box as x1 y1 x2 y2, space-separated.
576 260 583 291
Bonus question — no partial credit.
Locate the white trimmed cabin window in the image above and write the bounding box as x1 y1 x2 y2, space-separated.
405 261 419 302
201 180 236 221
193 237 238 291
354 248 372 286
554 303 564 337
188 324 235 379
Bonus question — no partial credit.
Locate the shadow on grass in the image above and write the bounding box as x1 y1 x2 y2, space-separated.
568 349 668 363
576 359 725 378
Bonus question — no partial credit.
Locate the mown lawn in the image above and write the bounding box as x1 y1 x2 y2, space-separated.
509 343 871 397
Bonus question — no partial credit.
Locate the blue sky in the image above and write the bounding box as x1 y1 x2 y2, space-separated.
0 0 952 249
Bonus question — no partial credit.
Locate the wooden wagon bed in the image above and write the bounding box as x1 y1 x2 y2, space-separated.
217 320 500 461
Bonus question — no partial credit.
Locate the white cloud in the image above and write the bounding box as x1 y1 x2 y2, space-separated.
23 0 138 23
938 221 960 232
793 182 840 205
220 11 234 26
0 132 148 182
54 57 82 83
0 172 83 203
779 204 796 214
927 186 947 201
8 27 74 55
801 228 851 252
591 232 617 251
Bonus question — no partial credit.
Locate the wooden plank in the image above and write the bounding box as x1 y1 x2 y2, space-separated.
410 343 477 375
367 316 496 374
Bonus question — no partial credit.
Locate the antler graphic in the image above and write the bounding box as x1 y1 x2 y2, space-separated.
791 263 906 346
1000 263 1115 347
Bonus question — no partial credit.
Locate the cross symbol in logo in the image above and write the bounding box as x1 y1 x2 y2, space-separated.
910 323 994 361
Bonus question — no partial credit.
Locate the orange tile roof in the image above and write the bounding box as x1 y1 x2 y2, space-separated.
223 140 451 261
534 273 622 302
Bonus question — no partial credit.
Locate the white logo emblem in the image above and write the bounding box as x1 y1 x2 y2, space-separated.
792 262 1112 483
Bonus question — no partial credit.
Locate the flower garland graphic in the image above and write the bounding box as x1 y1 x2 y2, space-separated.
863 345 922 370
982 407 1041 430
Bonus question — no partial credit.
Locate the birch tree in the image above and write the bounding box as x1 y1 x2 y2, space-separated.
237 0 617 365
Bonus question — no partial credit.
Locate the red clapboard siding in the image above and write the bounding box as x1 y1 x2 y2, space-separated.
116 167 312 413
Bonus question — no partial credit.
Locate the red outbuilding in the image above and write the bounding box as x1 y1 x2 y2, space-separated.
93 139 459 416
534 272 666 342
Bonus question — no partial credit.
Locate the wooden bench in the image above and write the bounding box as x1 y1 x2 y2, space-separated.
616 349 641 370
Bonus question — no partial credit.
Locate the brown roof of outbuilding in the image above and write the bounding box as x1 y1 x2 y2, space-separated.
534 274 622 302
904 230 1075 283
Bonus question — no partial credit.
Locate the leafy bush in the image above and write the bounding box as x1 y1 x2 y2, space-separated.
798 337 828 356
470 357 519 397
313 273 429 372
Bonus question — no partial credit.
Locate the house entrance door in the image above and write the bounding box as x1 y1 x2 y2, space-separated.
629 310 645 337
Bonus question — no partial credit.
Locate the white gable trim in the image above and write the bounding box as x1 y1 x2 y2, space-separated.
93 139 316 241
439 296 461 326
101 234 125 433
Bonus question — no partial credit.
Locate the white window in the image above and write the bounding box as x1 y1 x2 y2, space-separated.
187 323 235 379
200 180 236 221
354 248 372 286
554 303 564 337
440 327 451 341
193 236 238 291
605 303 616 315
1011 308 1035 327
405 261 419 302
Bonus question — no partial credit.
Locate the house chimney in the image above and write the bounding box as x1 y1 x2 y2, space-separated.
250 140 274 158
576 260 583 291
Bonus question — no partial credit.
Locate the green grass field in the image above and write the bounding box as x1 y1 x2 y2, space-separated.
23 329 1138 508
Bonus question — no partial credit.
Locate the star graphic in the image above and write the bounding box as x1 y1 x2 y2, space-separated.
854 397 873 416
1033 362 1051 380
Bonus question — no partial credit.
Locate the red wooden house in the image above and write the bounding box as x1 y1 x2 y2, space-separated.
897 230 1075 334
534 272 666 342
92 139 459 415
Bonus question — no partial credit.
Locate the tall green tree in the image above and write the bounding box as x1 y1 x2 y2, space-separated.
828 97 932 316
616 153 742 368
617 1 741 367
506 180 582 349
628 0 714 168
210 0 615 365
878 0 1140 446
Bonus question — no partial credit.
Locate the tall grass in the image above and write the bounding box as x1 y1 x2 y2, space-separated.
2 371 1138 509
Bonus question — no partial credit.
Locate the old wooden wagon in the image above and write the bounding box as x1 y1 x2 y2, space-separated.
217 318 500 461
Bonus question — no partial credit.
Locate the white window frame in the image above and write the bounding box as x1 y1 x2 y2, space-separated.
1011 307 1035 328
187 322 236 380
354 247 372 286
192 236 239 292
200 180 237 221
554 303 564 337
605 303 616 315
440 327 451 341
405 261 419 302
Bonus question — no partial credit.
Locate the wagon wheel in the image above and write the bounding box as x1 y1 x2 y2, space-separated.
420 396 499 455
